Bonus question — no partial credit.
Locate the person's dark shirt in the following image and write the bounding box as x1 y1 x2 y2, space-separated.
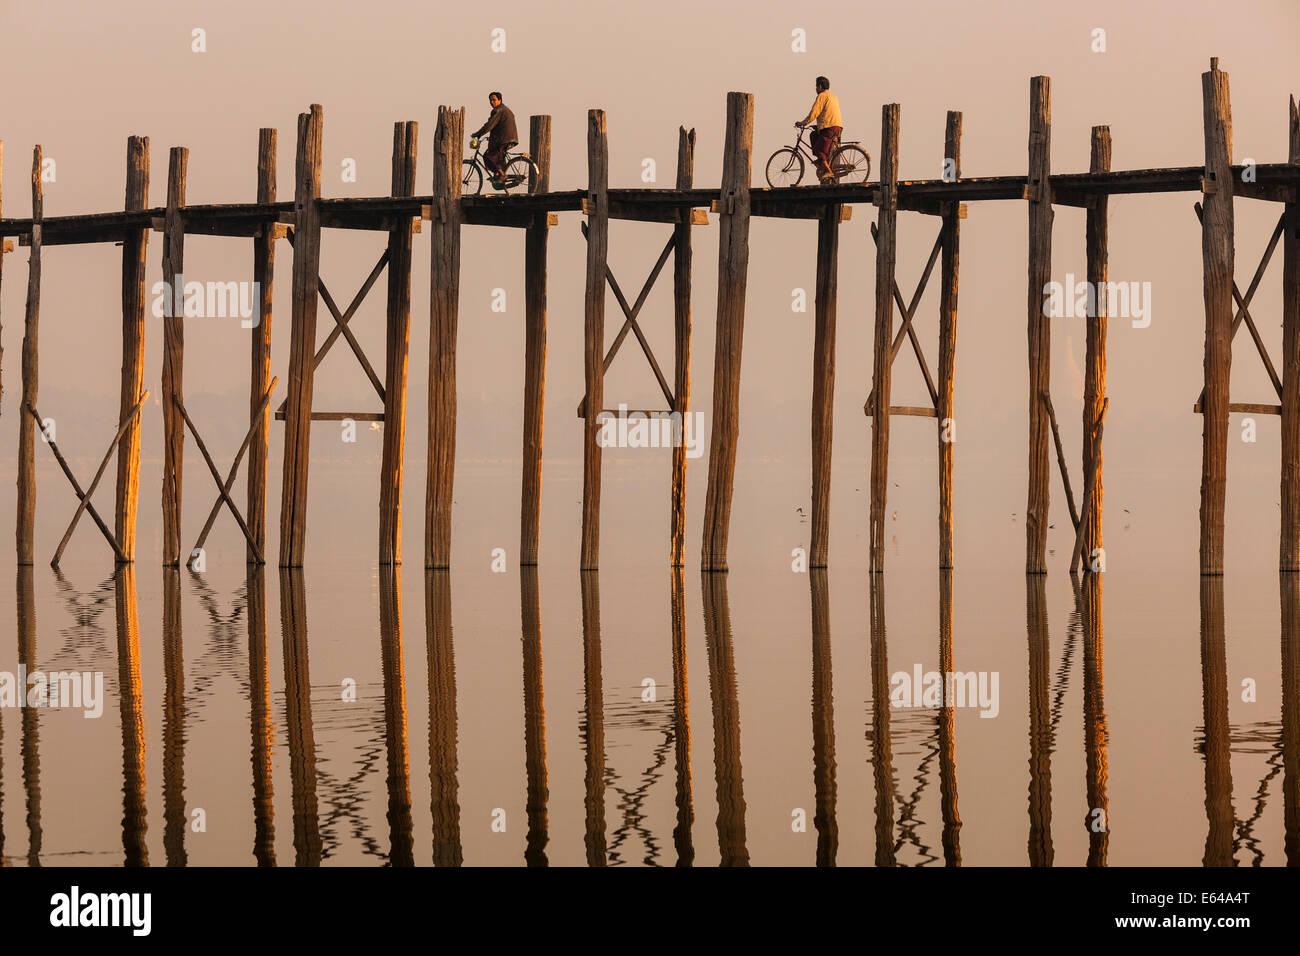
475 104 518 144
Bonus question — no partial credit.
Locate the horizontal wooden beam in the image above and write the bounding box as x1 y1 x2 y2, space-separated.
749 198 853 220
272 409 385 421
864 403 939 417
1192 401 1282 415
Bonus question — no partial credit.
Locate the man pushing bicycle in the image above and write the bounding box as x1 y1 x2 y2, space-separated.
796 76 843 184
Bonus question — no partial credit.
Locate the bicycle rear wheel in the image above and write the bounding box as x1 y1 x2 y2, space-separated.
461 159 484 196
831 144 871 185
501 156 537 194
765 148 805 187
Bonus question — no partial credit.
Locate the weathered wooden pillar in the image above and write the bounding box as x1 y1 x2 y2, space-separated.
380 121 418 566
426 106 463 570
426 568 463 865
520 566 549 865
938 112 962 569
580 569 607 863
670 127 696 568
280 105 324 568
249 129 276 565
869 104 900 573
809 568 838 865
246 566 276 865
279 567 322 864
161 566 187 864
1026 573 1053 865
1199 576 1234 863
700 93 754 572
580 110 609 571
1281 95 1300 569
115 136 150 564
521 115 551 567
1200 59 1234 576
377 564 414 864
810 205 839 569
1081 574 1109 866
1026 77 1054 575
867 574 896 864
16 145 42 566
114 565 148 865
1083 126 1111 570
700 571 749 865
937 568 962 864
161 147 188 567
669 565 694 863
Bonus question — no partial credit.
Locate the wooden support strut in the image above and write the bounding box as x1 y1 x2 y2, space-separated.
869 104 900 573
16 145 41 565
161 146 188 567
1084 125 1111 567
520 115 552 567
115 135 150 563
580 109 610 570
670 127 696 568
1284 95 1300 570
938 111 962 570
249 128 277 564
863 224 942 414
1026 76 1054 575
426 106 463 569
810 199 839 569
700 92 754 572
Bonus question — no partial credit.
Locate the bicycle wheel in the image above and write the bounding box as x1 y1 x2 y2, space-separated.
501 156 537 194
461 159 484 196
831 144 871 185
765 148 805 188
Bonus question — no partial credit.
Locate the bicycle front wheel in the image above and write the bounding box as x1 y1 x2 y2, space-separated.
831 145 871 185
501 156 537 194
461 159 484 196
765 148 805 188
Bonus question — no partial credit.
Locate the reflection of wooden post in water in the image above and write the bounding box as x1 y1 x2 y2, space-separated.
867 575 896 865
1198 576 1235 865
670 566 695 865
425 569 462 866
1080 574 1109 866
520 567 550 866
279 568 321 865
162 568 187 865
246 567 276 866
1025 574 1054 865
937 569 962 865
114 566 148 866
809 569 837 866
700 572 748 866
580 570 607 865
17 566 42 864
1282 573 1300 864
378 565 414 866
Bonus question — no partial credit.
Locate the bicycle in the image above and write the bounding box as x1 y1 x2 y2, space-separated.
765 125 871 188
462 137 538 196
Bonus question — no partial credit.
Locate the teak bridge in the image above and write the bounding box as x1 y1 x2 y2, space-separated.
1 59 1297 576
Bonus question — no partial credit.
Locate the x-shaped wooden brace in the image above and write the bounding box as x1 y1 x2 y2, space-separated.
575 221 676 417
27 390 149 568
176 376 279 567
1038 389 1110 574
863 224 944 415
278 228 387 421
1192 203 1287 408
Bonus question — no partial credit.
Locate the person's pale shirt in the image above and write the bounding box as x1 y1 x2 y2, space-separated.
800 91 843 129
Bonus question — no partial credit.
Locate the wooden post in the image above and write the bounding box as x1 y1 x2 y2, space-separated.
810 203 839 568
1200 59 1234 576
426 569 464 865
938 112 962 569
1026 77 1054 575
280 105 324 568
279 568 322 864
161 147 188 567
115 137 150 564
246 567 276 865
1199 576 1234 863
938 568 962 864
580 110 609 571
867 574 896 864
1084 126 1111 570
701 572 749 865
1281 574 1300 863
580 570 607 864
869 104 901 573
700 93 754 572
669 565 694 863
520 566 549 865
16 146 41 566
114 565 149 865
1081 574 1109 866
520 115 551 567
1281 95 1300 569
161 566 187 864
1026 572 1054 865
670 127 696 568
249 129 276 565
378 564 414 864
380 121 418 566
426 106 463 570
809 568 838 865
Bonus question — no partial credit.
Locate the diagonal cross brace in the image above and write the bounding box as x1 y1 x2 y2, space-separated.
864 225 944 414
576 222 676 417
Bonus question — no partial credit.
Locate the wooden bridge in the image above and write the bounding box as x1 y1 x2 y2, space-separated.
2 58 1297 575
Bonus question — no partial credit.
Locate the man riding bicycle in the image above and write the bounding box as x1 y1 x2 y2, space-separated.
472 91 519 188
796 76 843 183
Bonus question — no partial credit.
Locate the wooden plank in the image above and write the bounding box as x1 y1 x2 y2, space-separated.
1200 60 1235 575
426 106 463 569
671 127 696 568
161 146 188 567
810 200 839 568
1026 76 1054 575
273 409 384 421
1283 95 1300 569
280 105 324 568
17 145 41 566
581 109 610 570
521 115 551 567
1083 126 1111 568
938 111 962 570
115 136 150 564
1193 401 1281 415
249 128 276 565
869 104 900 573
379 120 418 566
865 404 938 418
700 93 754 572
